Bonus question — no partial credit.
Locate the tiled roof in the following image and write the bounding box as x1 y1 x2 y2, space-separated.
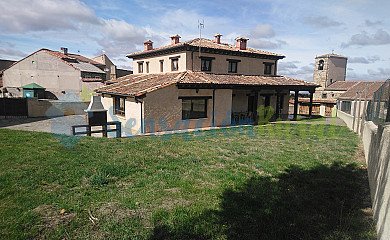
316 53 347 59
67 53 103 66
325 81 360 91
339 81 385 100
128 38 285 58
96 71 318 97
1 49 106 75
70 62 104 73
0 76 3 87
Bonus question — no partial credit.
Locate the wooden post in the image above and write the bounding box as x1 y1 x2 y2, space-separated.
275 90 280 120
102 124 107 137
293 90 299 120
309 91 314 118
253 90 259 124
360 84 368 135
357 92 362 133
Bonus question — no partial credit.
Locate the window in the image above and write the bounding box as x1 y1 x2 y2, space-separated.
180 97 210 119
146 62 149 73
171 58 179 71
160 60 164 72
264 62 274 75
138 62 143 73
114 96 125 116
318 60 324 70
341 101 352 114
201 59 212 71
200 57 215 72
322 93 327 99
227 59 240 73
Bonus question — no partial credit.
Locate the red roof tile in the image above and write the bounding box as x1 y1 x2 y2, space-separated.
339 81 385 100
325 81 360 91
128 38 285 58
96 71 318 97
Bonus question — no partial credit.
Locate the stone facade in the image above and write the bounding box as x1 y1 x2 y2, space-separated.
313 54 347 100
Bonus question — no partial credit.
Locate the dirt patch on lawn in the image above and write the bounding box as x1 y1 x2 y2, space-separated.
32 205 75 239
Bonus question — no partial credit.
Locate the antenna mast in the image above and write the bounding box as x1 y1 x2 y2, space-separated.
198 20 204 57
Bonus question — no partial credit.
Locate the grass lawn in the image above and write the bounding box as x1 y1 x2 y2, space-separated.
0 123 376 239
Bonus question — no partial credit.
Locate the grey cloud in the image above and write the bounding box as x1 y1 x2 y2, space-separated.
303 16 342 28
342 29 390 48
348 56 380 64
347 68 390 81
278 64 314 81
0 0 99 33
0 47 26 58
278 62 298 69
250 24 275 39
365 20 382 27
249 39 286 50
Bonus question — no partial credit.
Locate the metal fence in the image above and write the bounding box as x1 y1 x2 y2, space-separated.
366 80 390 125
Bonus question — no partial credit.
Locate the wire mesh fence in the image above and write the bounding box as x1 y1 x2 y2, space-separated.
366 80 390 125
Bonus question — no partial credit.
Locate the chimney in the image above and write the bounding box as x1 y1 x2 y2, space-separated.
214 33 222 44
143 40 154 51
61 47 68 55
170 34 181 45
235 37 249 50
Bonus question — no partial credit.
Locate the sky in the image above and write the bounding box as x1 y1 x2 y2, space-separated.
0 0 389 82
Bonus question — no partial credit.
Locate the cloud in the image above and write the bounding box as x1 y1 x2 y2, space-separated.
0 0 98 33
348 56 380 64
0 47 26 58
347 68 390 81
278 61 299 69
250 24 275 38
278 64 314 81
248 24 285 50
303 16 342 28
249 39 286 49
341 29 390 47
364 20 382 27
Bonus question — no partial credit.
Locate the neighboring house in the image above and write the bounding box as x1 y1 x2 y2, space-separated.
0 59 16 88
1 48 132 99
96 34 318 134
337 81 384 115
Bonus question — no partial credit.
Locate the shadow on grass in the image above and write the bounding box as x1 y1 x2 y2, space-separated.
149 162 375 240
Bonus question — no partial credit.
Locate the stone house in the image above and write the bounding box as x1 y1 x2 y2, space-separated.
96 34 318 134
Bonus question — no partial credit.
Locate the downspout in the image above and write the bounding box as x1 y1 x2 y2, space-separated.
212 88 215 127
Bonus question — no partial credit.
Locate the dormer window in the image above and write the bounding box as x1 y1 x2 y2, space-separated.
227 59 241 73
264 62 274 75
318 60 324 70
200 57 215 72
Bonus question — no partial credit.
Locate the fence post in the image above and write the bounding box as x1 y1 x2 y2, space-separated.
386 82 390 122
374 86 383 125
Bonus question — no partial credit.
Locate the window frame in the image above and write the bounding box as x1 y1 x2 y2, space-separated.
138 62 143 73
171 58 179 71
200 57 215 72
113 96 126 117
263 62 274 75
146 61 149 73
179 96 211 120
227 59 240 73
160 60 164 72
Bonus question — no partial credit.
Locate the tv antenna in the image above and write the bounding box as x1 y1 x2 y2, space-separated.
198 20 204 57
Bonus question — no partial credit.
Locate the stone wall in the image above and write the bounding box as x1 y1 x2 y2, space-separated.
338 108 390 239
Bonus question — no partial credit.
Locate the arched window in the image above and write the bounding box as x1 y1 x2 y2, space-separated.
318 60 324 70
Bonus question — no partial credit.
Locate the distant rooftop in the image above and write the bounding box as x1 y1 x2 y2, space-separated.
316 53 348 59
